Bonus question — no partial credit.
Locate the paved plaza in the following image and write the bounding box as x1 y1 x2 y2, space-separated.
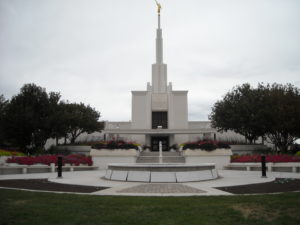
117 183 205 194
1 169 299 196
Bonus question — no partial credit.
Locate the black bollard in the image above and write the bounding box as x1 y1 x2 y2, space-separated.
57 156 63 178
261 155 267 178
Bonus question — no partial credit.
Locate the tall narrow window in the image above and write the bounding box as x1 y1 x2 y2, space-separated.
152 111 168 129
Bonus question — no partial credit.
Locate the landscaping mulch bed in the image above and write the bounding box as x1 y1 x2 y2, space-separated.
216 178 300 194
0 178 299 194
0 179 108 193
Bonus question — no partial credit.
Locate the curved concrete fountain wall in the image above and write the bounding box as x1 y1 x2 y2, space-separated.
105 163 218 183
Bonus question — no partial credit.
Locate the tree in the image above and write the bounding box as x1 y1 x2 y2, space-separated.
263 83 300 152
47 93 66 145
209 83 300 152
209 84 266 143
3 84 60 153
60 102 103 144
0 95 9 146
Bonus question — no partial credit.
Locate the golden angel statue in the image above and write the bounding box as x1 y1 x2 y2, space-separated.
154 0 162 14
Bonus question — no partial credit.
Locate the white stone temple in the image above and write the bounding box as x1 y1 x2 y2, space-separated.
104 6 243 151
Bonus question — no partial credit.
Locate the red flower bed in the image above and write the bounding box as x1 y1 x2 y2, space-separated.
63 154 93 166
6 154 93 166
231 154 300 163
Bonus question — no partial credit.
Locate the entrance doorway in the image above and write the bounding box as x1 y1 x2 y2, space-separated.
151 136 169 151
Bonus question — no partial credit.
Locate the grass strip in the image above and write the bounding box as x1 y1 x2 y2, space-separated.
0 189 299 225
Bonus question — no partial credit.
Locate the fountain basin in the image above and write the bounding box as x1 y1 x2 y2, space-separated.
105 163 218 183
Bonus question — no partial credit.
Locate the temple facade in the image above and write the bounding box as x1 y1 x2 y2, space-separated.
104 11 243 151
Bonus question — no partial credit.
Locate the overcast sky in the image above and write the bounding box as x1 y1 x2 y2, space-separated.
1 0 299 122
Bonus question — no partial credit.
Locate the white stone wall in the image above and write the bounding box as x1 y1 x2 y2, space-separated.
152 64 167 93
90 149 138 170
55 145 91 155
183 149 232 169
128 135 146 144
152 93 168 111
105 122 132 141
174 134 189 145
168 91 188 129
185 156 231 170
92 156 137 170
131 91 151 129
230 144 269 155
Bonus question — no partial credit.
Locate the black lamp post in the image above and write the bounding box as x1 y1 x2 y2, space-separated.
261 155 267 178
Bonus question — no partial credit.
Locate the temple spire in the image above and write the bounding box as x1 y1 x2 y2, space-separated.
155 1 163 64
152 1 167 93
158 13 161 28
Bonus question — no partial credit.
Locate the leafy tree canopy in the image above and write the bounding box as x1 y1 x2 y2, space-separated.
3 84 58 153
60 102 103 143
1 83 103 153
209 83 266 143
209 83 300 152
262 83 300 152
0 95 9 145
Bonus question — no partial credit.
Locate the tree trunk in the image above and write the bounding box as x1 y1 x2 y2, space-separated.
70 137 76 144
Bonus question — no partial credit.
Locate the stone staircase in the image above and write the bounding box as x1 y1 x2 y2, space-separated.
136 151 185 163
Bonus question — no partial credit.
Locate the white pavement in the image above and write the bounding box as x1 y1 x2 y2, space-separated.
0 169 299 196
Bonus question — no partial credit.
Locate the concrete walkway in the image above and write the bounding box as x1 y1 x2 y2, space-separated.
0 170 299 196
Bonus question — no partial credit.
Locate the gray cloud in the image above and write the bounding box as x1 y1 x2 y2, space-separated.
1 0 299 121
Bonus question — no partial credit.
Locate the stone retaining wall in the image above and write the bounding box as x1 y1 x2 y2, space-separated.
230 144 269 155
183 149 232 169
90 149 138 170
55 145 91 155
0 164 98 175
226 162 300 173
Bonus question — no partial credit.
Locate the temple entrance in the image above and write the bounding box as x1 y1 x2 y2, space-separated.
151 136 169 151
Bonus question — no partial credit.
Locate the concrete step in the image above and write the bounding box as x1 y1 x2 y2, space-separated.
162 157 185 163
136 158 159 163
136 156 159 161
136 156 186 163
139 151 182 157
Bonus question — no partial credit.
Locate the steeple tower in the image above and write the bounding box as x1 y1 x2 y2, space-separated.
152 3 167 93
156 14 163 64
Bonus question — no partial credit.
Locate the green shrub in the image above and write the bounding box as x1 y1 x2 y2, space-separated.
217 142 230 149
92 141 138 150
182 143 199 150
169 144 178 150
182 141 230 151
199 143 217 151
295 151 300 156
0 149 24 156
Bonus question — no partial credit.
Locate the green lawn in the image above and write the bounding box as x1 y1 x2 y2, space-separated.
1 189 300 225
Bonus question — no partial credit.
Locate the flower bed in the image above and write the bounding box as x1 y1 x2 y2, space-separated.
6 154 93 166
231 154 300 163
92 140 139 150
182 141 231 151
